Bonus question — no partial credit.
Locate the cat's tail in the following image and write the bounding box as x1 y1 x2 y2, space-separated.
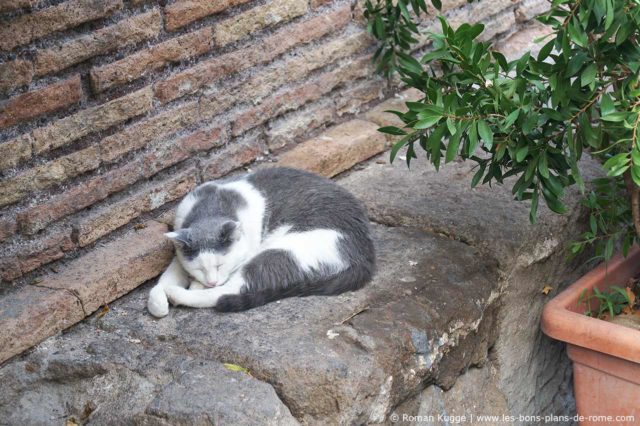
214 264 373 312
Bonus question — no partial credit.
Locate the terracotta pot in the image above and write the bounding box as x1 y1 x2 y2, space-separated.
542 247 640 425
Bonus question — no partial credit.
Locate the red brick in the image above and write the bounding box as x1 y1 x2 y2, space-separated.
0 257 21 282
202 134 267 181
0 76 82 129
17 160 143 235
99 100 200 163
141 125 226 177
0 220 172 363
232 55 373 137
0 285 85 363
0 0 34 13
164 0 251 31
311 0 332 8
0 134 32 173
213 0 308 47
32 86 153 155
0 146 100 207
34 10 162 76
90 27 213 93
154 5 351 103
273 119 387 177
0 0 123 51
75 172 197 247
17 230 75 274
336 79 384 117
0 59 34 96
267 99 337 150
0 217 17 243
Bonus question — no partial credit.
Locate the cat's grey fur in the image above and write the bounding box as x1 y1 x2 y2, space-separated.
147 167 375 316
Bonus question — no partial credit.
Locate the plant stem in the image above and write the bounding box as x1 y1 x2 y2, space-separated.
623 170 640 238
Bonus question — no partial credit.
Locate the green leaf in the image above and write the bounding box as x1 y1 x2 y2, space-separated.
467 121 479 156
445 128 462 163
471 162 486 187
477 120 493 149
516 145 529 162
390 134 412 163
431 0 441 10
537 38 555 62
414 115 442 129
601 112 628 122
504 109 520 127
580 63 597 87
530 188 539 223
600 93 615 116
378 126 407 136
539 153 550 179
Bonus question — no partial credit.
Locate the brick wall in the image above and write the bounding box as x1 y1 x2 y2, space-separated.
0 0 545 285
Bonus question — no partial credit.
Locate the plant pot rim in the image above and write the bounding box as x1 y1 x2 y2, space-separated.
541 246 640 364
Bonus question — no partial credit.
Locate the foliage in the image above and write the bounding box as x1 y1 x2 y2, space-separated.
365 0 640 261
578 285 635 319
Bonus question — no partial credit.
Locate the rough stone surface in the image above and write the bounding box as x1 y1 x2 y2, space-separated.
0 59 34 95
32 86 154 155
0 76 83 129
75 172 197 247
153 6 351 103
0 146 101 207
90 26 213 92
0 223 501 424
273 119 387 176
34 10 163 76
213 0 308 47
0 0 123 51
164 0 252 31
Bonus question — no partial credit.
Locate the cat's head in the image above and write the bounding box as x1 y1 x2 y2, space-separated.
165 219 248 287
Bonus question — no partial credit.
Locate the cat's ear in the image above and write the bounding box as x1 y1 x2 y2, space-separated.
165 229 191 247
219 221 241 242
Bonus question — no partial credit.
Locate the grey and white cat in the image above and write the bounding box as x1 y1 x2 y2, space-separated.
147 167 375 317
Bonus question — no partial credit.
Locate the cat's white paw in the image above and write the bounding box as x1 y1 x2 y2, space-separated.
148 286 169 318
165 286 187 307
189 280 206 290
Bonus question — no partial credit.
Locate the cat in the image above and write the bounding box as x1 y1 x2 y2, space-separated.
147 167 375 317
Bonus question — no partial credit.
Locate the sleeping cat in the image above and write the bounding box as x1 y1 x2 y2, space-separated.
147 167 375 317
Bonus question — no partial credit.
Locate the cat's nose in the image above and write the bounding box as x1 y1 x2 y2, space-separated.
206 280 218 287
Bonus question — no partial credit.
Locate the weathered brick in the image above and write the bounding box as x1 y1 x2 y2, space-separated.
17 124 224 235
17 230 75 274
99 100 200 163
232 55 373 137
17 160 143 235
214 0 308 47
142 125 226 177
515 0 549 22
32 86 153 155
0 285 85 363
154 5 351 103
336 79 384 117
311 0 332 8
267 99 336 151
91 27 213 93
239 31 371 104
0 134 32 173
0 0 34 13
164 0 252 31
34 10 162 76
75 172 196 247
0 146 100 207
0 216 17 243
363 88 422 129
0 220 172 363
0 0 123 51
274 119 387 177
0 76 82 129
202 133 267 181
0 59 34 95
0 256 21 282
